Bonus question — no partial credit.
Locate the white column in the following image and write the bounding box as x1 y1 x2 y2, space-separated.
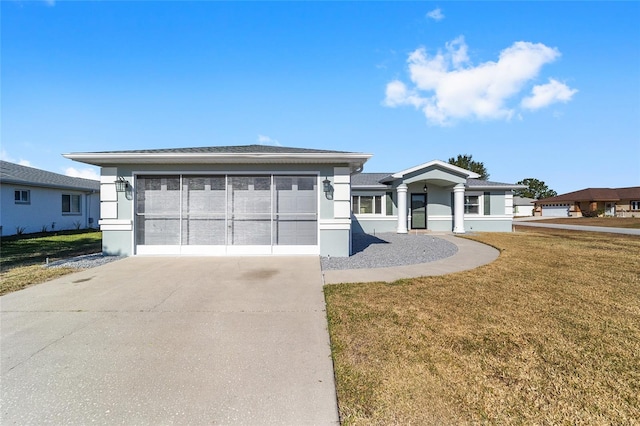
453 183 465 234
396 184 408 234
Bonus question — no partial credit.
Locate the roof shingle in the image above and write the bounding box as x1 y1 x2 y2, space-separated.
0 161 99 191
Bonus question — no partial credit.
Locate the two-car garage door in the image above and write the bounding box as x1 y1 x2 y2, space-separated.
135 174 318 255
540 203 570 217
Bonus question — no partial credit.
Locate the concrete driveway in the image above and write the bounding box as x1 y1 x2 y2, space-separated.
1 257 338 425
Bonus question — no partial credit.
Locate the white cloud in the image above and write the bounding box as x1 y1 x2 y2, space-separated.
426 8 444 21
65 167 100 181
384 37 575 125
521 78 578 110
43 0 55 6
257 134 282 146
1 149 33 167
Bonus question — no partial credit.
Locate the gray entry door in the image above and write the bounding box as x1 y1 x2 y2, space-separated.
411 194 427 229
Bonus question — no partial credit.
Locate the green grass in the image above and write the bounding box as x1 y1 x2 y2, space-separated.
325 229 640 424
0 231 102 295
1 230 102 270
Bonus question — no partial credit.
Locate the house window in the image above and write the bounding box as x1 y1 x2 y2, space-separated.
352 195 382 214
14 190 30 204
62 194 81 214
464 195 480 214
631 201 640 211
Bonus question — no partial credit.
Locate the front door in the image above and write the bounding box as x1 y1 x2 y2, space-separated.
605 202 616 217
411 194 427 229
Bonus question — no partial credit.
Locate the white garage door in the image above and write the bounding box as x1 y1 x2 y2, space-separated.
541 204 569 217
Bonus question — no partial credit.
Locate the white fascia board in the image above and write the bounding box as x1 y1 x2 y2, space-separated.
391 160 481 179
0 179 99 193
63 152 372 172
467 185 527 191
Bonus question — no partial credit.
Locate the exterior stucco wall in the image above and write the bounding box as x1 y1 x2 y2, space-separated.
99 163 353 257
102 230 133 256
464 217 513 232
1 184 99 236
351 216 397 234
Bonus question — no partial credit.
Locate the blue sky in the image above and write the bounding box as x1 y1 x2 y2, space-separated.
2 1 638 194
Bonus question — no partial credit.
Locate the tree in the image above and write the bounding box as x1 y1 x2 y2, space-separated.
447 154 490 180
514 178 558 199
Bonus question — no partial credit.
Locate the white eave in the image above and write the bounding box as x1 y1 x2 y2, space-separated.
63 152 373 173
390 160 481 179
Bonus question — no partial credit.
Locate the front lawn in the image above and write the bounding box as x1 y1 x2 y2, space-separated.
325 228 640 424
530 216 640 228
0 230 102 295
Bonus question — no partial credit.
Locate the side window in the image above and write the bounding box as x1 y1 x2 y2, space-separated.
14 190 30 204
62 194 81 214
464 195 480 214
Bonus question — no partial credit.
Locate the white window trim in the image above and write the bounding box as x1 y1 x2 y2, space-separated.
14 189 31 205
351 192 389 216
464 191 484 216
62 193 82 215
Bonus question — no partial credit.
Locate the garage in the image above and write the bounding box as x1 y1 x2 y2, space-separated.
135 174 318 255
541 203 570 217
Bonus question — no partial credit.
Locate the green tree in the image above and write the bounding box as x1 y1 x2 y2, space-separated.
514 178 558 199
447 154 490 180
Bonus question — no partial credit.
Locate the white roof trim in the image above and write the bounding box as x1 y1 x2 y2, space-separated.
391 160 480 179
63 152 372 171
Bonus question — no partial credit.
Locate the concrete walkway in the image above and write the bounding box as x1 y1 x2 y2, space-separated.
322 234 500 284
1 257 338 425
514 219 640 236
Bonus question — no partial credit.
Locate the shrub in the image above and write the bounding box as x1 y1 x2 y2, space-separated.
15 226 26 235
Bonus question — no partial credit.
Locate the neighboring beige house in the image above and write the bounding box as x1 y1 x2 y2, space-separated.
534 187 640 217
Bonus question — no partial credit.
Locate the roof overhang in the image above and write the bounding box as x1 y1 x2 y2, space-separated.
388 160 481 180
63 152 373 173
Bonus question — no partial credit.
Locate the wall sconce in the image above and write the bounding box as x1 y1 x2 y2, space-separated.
423 183 428 193
114 177 130 193
323 177 333 199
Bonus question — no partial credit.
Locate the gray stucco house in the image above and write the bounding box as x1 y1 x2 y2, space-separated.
64 145 522 257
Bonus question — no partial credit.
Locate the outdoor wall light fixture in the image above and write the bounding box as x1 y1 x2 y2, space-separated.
423 183 428 193
114 177 130 193
322 177 332 198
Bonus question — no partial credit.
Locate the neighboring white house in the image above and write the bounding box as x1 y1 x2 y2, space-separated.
0 161 100 236
63 145 524 257
512 196 535 217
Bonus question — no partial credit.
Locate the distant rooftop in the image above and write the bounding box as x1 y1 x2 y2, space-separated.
0 161 99 191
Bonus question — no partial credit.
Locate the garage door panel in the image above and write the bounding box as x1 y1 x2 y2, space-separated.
135 174 319 254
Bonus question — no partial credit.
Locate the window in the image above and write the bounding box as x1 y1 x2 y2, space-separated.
352 195 382 214
62 194 81 214
464 195 480 214
14 190 30 204
631 201 640 211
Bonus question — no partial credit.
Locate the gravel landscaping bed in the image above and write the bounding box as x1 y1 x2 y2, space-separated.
45 253 125 269
321 232 458 270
